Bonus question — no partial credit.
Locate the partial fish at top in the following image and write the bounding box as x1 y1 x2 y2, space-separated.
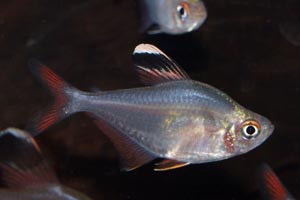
0 128 92 200
139 0 207 34
27 44 274 171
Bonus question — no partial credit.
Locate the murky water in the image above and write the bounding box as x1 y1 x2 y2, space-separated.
0 0 299 199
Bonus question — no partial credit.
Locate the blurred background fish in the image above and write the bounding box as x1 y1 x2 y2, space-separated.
279 21 300 46
139 0 207 34
0 128 92 200
258 163 296 200
27 44 273 171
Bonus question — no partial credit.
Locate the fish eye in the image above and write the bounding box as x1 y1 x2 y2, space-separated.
241 120 261 139
177 2 189 21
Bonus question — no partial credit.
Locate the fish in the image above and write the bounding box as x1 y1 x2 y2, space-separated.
139 0 207 34
279 21 300 46
258 164 296 200
0 127 92 200
27 43 274 171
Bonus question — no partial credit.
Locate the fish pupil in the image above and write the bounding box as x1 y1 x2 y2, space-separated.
177 4 187 20
179 7 185 16
246 126 256 135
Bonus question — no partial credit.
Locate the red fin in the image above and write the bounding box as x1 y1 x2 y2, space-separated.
154 159 189 171
88 114 156 171
27 60 75 135
259 164 294 200
133 44 190 85
0 128 58 188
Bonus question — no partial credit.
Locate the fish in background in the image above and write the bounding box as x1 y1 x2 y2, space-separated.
27 44 274 171
279 21 300 46
259 164 296 200
139 0 207 34
0 128 92 200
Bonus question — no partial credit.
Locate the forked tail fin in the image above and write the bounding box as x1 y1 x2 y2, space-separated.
27 60 78 136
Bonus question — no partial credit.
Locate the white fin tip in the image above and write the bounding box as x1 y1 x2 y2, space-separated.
134 44 169 58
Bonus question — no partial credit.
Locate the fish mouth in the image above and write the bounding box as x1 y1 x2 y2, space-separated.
264 120 275 135
258 122 275 145
269 123 275 134
188 19 206 31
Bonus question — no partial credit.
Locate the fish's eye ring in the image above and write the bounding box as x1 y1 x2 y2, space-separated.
241 119 261 139
177 2 189 21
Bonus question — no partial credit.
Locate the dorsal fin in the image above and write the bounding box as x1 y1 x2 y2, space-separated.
0 128 58 188
259 163 295 200
88 115 156 171
133 44 190 85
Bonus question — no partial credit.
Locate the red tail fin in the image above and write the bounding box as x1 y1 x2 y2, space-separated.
259 164 294 200
27 60 74 136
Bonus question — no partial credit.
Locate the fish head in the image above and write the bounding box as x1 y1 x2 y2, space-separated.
161 0 207 34
224 109 274 156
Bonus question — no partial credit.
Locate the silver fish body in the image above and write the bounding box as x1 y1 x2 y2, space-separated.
29 44 274 171
141 0 207 34
70 80 272 163
0 185 91 200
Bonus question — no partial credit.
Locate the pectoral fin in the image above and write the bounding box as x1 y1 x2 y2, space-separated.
154 159 190 171
89 115 156 171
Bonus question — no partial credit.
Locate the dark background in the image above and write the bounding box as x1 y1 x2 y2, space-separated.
0 0 300 199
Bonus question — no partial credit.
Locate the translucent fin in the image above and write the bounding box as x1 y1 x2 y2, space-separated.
90 116 156 171
0 128 58 188
132 44 190 85
154 159 189 171
259 163 295 200
27 60 77 136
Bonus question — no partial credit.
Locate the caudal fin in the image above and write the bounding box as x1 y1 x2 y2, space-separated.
259 163 295 200
27 60 76 136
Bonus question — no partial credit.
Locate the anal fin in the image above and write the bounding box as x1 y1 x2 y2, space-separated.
154 159 189 171
89 115 156 171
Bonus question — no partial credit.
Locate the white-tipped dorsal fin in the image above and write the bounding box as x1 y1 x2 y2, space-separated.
0 128 59 188
133 44 190 85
